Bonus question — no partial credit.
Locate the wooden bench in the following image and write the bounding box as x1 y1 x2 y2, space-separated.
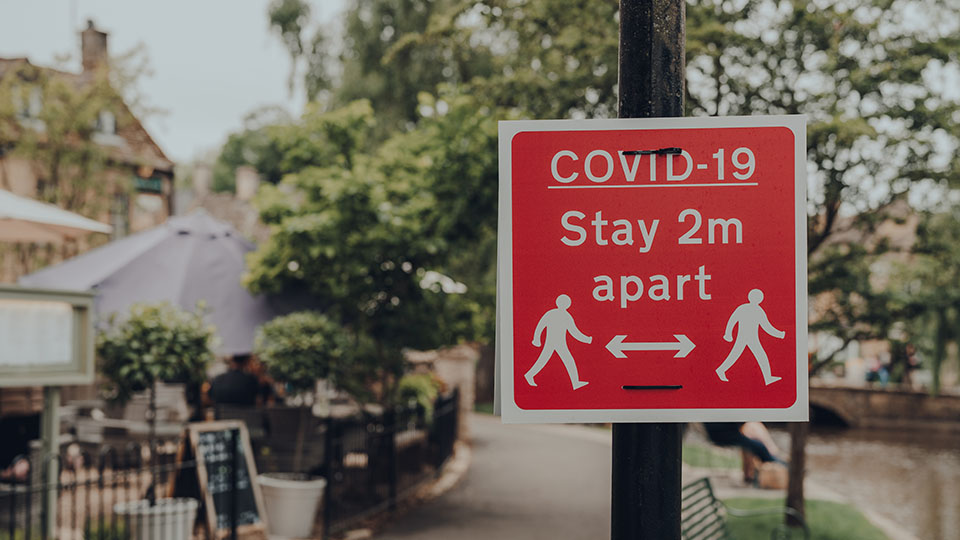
681 477 810 540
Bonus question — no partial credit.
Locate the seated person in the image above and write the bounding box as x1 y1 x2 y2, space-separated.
208 354 261 407
704 422 785 484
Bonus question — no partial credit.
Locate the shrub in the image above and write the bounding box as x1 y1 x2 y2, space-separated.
255 311 351 396
97 302 215 403
395 373 444 421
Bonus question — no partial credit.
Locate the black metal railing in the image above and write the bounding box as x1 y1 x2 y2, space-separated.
316 389 460 537
1 389 460 539
0 438 215 540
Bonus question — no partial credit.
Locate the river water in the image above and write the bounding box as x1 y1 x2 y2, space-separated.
798 427 960 540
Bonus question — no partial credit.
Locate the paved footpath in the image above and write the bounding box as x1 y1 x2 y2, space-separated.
372 414 612 540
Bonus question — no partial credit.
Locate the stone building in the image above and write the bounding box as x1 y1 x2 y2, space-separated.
0 21 175 445
0 20 174 282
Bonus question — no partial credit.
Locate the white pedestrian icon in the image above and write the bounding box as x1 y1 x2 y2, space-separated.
527 294 592 390
716 288 785 385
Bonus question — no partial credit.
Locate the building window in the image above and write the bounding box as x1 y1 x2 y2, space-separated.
13 86 45 131
95 110 116 135
133 175 163 194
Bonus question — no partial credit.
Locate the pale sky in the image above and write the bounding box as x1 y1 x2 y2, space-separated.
0 0 344 162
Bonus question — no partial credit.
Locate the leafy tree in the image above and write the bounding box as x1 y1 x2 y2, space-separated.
685 0 960 524
97 302 214 504
268 0 474 132
245 100 470 401
889 208 960 395
255 311 354 471
0 62 112 214
253 0 960 522
211 106 293 192
0 49 156 275
421 0 619 119
212 101 378 192
97 302 215 404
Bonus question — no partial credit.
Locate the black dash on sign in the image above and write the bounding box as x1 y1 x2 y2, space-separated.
621 147 683 156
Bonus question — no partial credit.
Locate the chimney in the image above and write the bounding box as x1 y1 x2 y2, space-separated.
81 20 108 72
193 163 212 198
235 166 261 201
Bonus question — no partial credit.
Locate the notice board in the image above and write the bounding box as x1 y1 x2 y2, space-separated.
498 115 808 423
174 421 267 539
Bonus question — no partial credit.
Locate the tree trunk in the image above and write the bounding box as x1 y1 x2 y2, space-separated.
933 308 946 396
293 405 307 474
785 421 808 527
149 381 158 506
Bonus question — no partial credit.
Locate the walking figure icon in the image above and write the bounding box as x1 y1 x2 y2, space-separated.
716 288 785 385
526 294 592 390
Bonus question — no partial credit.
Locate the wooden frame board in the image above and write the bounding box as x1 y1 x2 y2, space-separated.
184 420 268 540
0 285 95 387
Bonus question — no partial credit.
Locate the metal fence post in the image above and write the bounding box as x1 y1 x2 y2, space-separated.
386 409 398 511
322 416 334 540
8 472 16 539
230 427 239 540
41 386 60 537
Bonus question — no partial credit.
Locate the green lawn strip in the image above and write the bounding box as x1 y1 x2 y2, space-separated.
474 402 495 415
682 442 740 469
723 497 890 540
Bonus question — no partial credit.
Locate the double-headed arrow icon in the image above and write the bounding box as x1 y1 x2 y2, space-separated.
605 334 696 359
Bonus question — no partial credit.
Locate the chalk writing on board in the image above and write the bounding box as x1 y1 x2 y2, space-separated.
195 429 261 530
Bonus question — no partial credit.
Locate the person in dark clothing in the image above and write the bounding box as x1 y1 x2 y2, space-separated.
703 422 783 464
0 414 39 482
208 354 260 406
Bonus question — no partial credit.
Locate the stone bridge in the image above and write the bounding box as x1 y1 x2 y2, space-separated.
809 382 960 433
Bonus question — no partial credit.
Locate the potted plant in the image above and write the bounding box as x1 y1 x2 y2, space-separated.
254 311 351 539
97 302 215 540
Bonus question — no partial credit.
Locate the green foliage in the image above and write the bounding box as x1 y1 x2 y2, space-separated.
685 0 960 367
0 531 43 540
254 311 352 396
212 101 372 191
97 303 215 403
887 207 960 393
723 498 889 540
441 0 620 119
83 520 130 540
394 372 442 420
269 0 473 131
474 401 494 415
0 62 113 215
682 443 741 469
244 100 467 360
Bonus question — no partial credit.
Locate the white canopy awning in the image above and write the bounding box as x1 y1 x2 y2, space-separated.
0 189 112 243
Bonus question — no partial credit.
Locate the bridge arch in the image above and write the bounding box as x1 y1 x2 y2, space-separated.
808 401 852 427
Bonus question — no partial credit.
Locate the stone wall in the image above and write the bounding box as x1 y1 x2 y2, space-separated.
406 344 479 441
810 383 960 433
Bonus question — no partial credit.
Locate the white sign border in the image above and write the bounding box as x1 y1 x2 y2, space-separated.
497 115 808 424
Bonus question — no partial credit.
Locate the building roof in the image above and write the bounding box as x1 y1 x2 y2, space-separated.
0 56 174 174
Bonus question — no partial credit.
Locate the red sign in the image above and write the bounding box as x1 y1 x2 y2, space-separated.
498 116 807 423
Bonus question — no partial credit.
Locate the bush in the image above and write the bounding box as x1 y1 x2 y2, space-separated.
97 302 215 403
395 373 444 421
255 311 351 396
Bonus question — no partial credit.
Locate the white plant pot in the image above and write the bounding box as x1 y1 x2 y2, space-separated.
113 498 198 540
257 473 326 539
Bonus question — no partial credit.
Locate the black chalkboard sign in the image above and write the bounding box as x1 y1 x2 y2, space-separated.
179 421 267 539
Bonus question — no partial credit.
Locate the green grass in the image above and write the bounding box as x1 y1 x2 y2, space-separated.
682 442 740 469
474 401 495 415
723 498 889 540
